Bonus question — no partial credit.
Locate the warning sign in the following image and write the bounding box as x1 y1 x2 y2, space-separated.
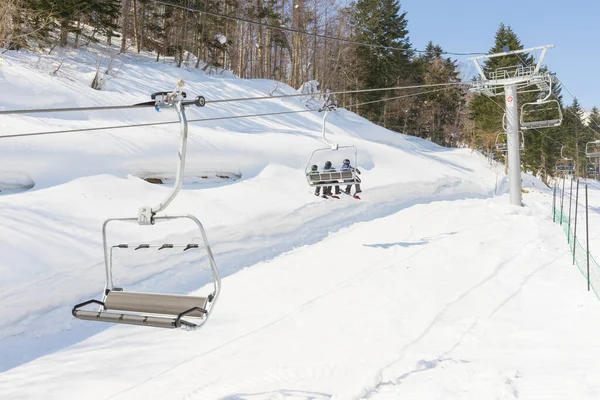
507 95 514 103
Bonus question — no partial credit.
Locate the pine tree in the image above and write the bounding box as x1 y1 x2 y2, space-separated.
588 106 600 132
350 0 412 125
559 98 589 176
410 42 464 145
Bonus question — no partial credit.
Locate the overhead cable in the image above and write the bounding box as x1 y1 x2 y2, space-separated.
0 87 452 139
0 82 467 116
152 0 487 57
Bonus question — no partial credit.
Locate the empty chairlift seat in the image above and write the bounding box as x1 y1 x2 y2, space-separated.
520 100 563 130
70 86 220 332
73 290 211 329
72 216 221 331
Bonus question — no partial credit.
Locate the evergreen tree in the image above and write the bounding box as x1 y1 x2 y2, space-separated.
483 23 534 74
411 42 464 145
350 0 412 125
588 106 600 131
559 98 590 176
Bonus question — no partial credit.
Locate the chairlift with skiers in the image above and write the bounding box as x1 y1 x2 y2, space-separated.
305 102 362 198
586 159 599 177
555 159 575 173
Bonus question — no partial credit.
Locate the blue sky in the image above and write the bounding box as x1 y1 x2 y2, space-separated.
401 0 599 110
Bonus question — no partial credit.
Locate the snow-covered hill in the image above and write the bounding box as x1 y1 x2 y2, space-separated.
1 47 600 399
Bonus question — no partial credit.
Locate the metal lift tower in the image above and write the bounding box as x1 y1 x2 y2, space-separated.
468 45 558 206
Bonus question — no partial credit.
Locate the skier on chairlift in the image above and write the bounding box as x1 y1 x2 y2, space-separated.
323 160 341 196
309 165 323 196
340 158 361 196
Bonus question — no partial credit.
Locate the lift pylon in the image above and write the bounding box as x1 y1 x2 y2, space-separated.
468 45 558 206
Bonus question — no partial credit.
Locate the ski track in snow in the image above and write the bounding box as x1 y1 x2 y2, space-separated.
0 176 488 372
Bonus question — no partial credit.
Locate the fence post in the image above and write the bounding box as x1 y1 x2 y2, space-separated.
573 179 580 265
560 175 566 225
553 178 557 222
568 177 574 242
586 184 590 292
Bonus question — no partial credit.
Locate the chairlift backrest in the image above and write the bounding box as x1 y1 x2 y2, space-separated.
305 146 359 187
555 159 574 172
520 99 563 130
586 140 600 157
495 132 524 152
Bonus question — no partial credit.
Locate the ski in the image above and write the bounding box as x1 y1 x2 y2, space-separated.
339 190 361 200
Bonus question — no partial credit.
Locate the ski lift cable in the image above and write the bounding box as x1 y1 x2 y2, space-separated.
0 87 447 139
0 82 467 116
151 0 487 57
552 76 600 137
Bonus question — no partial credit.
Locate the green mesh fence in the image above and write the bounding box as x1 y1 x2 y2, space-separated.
553 206 600 300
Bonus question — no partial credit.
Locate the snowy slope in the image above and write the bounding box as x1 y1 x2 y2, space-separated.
1 47 599 400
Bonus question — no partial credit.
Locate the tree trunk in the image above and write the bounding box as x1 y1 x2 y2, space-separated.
257 0 264 78
133 0 141 53
237 22 244 77
74 20 81 48
223 4 229 69
60 18 69 47
120 0 131 53
160 5 168 63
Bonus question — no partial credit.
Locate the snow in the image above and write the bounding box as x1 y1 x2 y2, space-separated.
215 34 227 45
1 45 600 399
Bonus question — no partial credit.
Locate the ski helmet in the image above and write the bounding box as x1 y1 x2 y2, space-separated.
324 161 332 168
311 164 318 171
343 159 350 165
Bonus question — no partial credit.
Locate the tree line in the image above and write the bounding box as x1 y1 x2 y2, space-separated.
1 0 598 183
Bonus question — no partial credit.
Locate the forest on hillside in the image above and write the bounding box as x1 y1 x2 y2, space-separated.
2 0 599 182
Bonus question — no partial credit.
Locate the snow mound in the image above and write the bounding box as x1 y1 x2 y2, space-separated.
0 171 35 194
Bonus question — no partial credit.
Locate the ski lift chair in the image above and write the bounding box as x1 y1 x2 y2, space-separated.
495 132 524 152
305 107 360 188
586 160 597 175
520 100 562 129
555 159 575 173
73 83 221 331
586 140 600 158
520 79 563 130
560 145 572 161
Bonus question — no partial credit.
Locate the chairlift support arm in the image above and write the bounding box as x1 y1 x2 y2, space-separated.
468 45 555 94
468 45 554 81
138 89 206 225
319 109 338 150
